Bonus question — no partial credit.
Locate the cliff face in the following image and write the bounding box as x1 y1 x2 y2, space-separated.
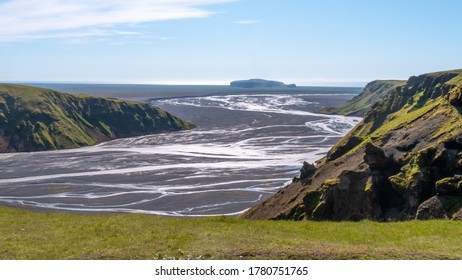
317 80 406 117
0 84 194 153
243 70 462 221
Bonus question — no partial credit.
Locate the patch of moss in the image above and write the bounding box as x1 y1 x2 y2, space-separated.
75 113 94 128
98 121 112 137
303 191 322 214
292 205 306 221
437 177 457 186
445 71 462 85
364 180 373 192
432 102 462 140
36 125 56 149
323 178 340 188
389 150 432 198
371 98 441 139
303 178 340 219
436 177 462 195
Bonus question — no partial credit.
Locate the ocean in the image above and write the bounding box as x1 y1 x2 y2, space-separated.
0 85 362 216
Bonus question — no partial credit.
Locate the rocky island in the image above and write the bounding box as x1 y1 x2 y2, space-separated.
0 84 194 153
230 79 296 88
243 69 462 221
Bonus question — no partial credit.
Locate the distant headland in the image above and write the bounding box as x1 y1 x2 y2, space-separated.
230 79 296 88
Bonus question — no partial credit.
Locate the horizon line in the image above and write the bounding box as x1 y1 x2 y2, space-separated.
1 79 372 87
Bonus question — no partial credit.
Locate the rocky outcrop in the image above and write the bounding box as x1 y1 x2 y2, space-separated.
364 143 406 220
299 161 316 180
435 176 462 195
243 69 462 221
309 170 381 221
388 148 437 213
415 196 448 220
0 84 194 152
416 195 462 220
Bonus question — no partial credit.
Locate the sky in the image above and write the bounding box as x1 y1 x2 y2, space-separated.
1 0 462 86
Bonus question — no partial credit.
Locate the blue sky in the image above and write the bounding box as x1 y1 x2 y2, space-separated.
1 0 461 86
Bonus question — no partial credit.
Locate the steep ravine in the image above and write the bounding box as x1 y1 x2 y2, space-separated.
0 84 194 153
243 70 462 221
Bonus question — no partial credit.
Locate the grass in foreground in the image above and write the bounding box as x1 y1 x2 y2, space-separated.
0 207 461 260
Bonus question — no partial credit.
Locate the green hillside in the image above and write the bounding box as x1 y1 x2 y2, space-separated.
317 80 406 116
0 84 194 152
244 69 462 221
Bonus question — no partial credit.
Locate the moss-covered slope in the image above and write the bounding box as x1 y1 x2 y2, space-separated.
243 69 462 221
0 84 194 152
317 80 406 117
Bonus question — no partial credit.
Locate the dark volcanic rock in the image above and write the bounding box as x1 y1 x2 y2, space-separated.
416 195 462 220
364 142 395 170
416 196 448 220
364 143 405 220
299 161 316 181
330 171 381 221
444 135 462 150
304 170 381 221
